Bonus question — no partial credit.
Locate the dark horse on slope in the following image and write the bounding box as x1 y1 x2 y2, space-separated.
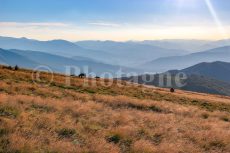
78 73 86 78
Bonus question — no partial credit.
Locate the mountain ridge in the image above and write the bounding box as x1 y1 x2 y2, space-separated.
0 48 139 76
140 46 230 72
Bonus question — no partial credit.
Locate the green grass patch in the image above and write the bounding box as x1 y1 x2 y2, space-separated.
57 128 76 138
0 128 9 137
106 134 121 144
220 116 229 122
31 104 55 113
0 106 19 118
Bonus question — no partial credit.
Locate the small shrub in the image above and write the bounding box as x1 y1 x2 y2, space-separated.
127 103 145 110
0 128 9 137
149 106 162 112
210 140 226 148
201 113 209 119
106 134 121 144
0 138 10 151
137 128 146 137
220 116 229 122
84 89 96 94
200 102 213 111
151 133 163 145
191 100 199 103
57 128 76 138
204 140 226 151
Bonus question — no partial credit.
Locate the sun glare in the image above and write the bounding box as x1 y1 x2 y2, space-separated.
204 0 228 39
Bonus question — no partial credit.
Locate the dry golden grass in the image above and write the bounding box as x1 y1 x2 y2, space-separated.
1 66 230 153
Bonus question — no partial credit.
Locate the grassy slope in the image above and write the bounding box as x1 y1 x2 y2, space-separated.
1 66 230 153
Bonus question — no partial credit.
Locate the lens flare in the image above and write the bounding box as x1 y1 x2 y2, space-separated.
205 0 228 39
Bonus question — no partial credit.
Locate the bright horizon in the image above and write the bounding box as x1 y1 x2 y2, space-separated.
0 35 229 42
0 0 230 41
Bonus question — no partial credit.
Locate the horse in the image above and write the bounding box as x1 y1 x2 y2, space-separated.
170 88 175 93
78 73 86 78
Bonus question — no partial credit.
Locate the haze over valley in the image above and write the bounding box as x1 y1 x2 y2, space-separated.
1 0 230 152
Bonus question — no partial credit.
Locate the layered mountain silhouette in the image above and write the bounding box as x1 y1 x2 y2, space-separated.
140 46 230 72
0 49 39 68
0 36 115 65
137 39 210 51
75 40 184 66
135 39 230 52
0 36 190 67
199 39 230 51
2 36 230 70
0 48 138 77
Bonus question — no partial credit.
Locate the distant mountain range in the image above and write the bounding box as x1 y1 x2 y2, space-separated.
200 39 230 51
0 48 138 77
75 40 184 66
140 46 230 72
0 36 186 67
0 49 39 68
121 61 230 96
0 36 116 65
1 36 230 69
1 36 230 78
136 39 210 52
136 39 230 52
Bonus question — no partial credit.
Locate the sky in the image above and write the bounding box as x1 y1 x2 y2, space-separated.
0 0 230 41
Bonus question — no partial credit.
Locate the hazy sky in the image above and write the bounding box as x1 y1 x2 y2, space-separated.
0 0 230 41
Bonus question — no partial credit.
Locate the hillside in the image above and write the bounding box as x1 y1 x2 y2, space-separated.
182 61 230 83
182 74 230 96
1 66 230 152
